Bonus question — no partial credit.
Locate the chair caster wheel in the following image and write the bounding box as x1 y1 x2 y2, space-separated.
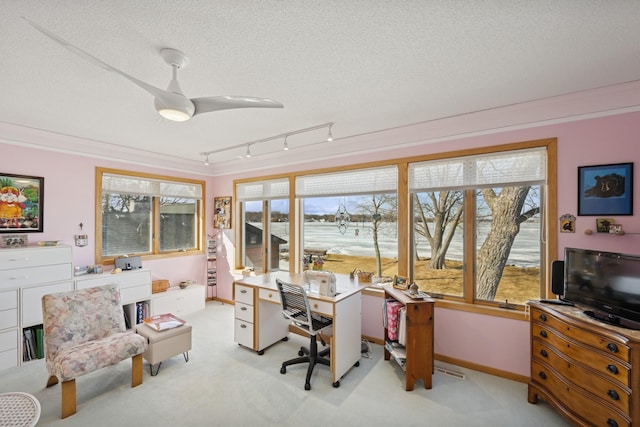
305 383 311 391
257 350 264 355
332 381 340 388
354 361 360 367
282 337 288 341
280 366 286 374
298 349 304 356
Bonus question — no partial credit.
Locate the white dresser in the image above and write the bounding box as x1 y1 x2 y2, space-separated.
74 269 152 329
0 245 73 371
151 284 206 317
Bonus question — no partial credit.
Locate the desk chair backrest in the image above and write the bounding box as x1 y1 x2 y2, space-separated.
276 278 332 335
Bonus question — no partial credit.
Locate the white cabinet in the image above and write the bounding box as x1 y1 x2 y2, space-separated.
75 269 152 329
0 244 73 370
151 284 205 317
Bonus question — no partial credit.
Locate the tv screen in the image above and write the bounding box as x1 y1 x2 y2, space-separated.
564 247 640 329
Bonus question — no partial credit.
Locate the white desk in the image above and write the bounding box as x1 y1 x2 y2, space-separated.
233 271 368 385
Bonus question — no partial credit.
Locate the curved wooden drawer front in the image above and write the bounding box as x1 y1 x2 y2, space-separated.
532 360 630 427
532 340 630 413
532 323 630 386
531 308 630 362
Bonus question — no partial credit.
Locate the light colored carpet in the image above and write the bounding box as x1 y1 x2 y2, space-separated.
0 301 569 426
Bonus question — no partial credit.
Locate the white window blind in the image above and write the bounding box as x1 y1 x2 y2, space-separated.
295 165 397 197
236 178 290 201
409 147 546 192
102 173 202 199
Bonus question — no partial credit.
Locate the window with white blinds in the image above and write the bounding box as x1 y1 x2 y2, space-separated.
236 178 290 201
409 147 546 192
102 173 202 199
295 165 397 197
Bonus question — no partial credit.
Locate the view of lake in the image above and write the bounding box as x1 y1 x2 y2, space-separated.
266 221 541 268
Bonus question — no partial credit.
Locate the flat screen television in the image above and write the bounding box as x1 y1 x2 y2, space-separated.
564 247 640 330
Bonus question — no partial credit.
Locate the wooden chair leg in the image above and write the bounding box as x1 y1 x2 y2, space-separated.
61 379 76 418
132 353 143 387
46 375 59 387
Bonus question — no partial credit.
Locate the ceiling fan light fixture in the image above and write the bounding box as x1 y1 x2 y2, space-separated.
158 108 192 122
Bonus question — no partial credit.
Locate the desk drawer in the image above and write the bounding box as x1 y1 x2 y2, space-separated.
235 285 254 305
234 318 254 348
308 298 333 316
259 288 281 304
235 302 254 323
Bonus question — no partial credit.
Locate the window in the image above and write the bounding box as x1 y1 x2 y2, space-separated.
409 147 547 306
295 166 398 277
97 168 204 263
236 178 290 272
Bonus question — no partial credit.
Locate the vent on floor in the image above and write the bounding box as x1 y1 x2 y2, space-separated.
435 366 466 380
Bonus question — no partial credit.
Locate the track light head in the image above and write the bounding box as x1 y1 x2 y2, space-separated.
327 124 334 142
245 145 252 158
283 136 289 151
204 154 210 166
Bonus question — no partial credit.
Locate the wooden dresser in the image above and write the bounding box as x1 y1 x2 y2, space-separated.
528 301 640 427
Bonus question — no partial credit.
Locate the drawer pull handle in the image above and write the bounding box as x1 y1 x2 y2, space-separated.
538 371 546 380
241 306 247 311
606 343 619 353
539 314 547 321
539 349 548 358
240 289 247 294
539 330 547 338
607 419 619 427
313 304 318 309
607 389 620 401
268 293 273 298
240 324 247 329
607 364 619 374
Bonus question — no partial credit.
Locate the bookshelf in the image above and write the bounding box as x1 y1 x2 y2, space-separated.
207 237 217 299
383 286 435 390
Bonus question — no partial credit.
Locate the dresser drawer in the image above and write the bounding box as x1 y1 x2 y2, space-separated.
75 269 152 290
0 347 18 371
0 246 72 270
234 318 254 348
0 290 17 311
0 309 17 330
120 284 151 305
0 329 18 353
22 281 73 326
235 302 254 323
532 323 630 382
308 297 333 316
0 263 72 290
235 284 254 305
259 288 281 304
532 340 630 413
531 308 630 362
532 360 630 427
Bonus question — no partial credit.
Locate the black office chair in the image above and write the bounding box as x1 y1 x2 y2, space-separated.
276 278 333 390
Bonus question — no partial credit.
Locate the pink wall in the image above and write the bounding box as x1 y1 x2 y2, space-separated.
2 144 216 293
3 109 640 377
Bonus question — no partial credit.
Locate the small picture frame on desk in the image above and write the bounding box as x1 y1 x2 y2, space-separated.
392 275 409 290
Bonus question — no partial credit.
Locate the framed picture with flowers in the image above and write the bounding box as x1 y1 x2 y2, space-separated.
0 173 44 233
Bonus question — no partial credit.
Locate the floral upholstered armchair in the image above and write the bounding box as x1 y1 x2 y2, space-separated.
42 284 148 418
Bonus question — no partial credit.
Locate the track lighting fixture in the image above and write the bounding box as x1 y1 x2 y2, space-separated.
200 122 334 164
204 154 210 166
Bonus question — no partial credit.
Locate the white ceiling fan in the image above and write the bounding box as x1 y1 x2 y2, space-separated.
24 17 283 122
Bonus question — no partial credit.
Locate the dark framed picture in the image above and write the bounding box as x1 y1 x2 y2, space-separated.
213 196 232 229
578 163 633 216
0 173 44 233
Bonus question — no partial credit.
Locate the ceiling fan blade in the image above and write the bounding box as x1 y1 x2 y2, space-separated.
24 17 168 100
191 96 283 116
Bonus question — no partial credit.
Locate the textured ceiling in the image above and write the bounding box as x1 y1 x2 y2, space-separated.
2 1 640 176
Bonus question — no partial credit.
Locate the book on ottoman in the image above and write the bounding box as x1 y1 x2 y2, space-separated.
143 313 186 331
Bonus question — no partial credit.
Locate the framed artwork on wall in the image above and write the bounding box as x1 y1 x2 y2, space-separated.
0 173 44 233
213 196 232 229
578 162 633 216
